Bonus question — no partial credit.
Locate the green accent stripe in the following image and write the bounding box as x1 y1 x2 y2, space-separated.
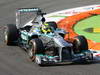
74 15 100 42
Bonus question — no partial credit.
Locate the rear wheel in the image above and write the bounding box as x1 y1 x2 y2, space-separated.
4 24 19 45
28 38 44 61
73 35 88 53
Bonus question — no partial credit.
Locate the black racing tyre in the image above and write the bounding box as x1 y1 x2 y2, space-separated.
46 21 57 30
73 35 88 53
4 24 19 45
28 38 44 61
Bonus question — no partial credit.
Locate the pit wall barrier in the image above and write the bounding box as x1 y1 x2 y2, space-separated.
57 9 100 50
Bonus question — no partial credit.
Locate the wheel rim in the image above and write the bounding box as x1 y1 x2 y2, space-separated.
4 28 8 44
28 41 36 61
73 39 81 53
28 48 33 57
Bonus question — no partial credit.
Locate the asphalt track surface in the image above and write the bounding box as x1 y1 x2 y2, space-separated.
0 0 100 75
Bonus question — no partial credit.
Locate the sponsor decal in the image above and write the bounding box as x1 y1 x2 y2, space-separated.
18 8 40 12
59 10 79 15
83 7 94 11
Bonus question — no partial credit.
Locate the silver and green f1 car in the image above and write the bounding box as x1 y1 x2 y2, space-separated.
4 8 93 66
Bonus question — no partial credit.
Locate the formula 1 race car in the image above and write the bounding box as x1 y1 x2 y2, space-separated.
4 8 93 66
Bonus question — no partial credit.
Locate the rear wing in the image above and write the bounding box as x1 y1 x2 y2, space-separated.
16 8 46 28
17 8 41 13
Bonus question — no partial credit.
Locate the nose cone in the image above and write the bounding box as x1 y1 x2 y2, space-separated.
53 35 72 47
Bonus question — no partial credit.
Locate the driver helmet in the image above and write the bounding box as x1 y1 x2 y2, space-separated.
41 23 52 33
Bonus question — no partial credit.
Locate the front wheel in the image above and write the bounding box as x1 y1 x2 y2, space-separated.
28 38 44 61
73 35 88 53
